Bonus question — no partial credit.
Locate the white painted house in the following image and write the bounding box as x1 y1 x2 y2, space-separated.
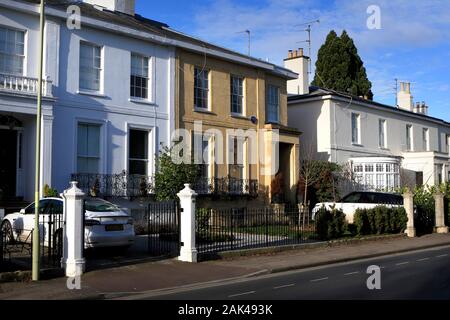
286 49 450 191
0 0 175 202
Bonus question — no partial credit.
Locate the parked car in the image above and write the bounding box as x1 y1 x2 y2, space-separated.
0 197 135 249
312 191 404 223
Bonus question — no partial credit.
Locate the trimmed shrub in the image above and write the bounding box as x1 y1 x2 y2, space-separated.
354 208 369 235
354 206 407 236
315 206 347 240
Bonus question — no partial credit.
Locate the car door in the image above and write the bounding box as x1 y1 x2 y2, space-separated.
21 200 51 243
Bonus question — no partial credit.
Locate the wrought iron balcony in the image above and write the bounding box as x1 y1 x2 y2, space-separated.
0 73 53 97
192 177 259 197
71 172 259 199
71 171 154 198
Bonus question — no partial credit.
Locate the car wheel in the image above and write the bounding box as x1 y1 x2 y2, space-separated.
1 220 15 245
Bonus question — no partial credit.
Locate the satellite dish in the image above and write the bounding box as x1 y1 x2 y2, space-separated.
250 116 258 124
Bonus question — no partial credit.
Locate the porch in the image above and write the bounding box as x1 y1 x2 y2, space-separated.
0 73 54 202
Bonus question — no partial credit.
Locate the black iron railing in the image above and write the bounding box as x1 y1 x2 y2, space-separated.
195 205 318 260
192 177 259 197
71 171 155 198
72 172 258 198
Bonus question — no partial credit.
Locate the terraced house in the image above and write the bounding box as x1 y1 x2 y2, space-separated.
0 0 301 210
175 43 301 205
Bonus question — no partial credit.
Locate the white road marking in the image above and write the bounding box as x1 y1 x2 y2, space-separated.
228 291 256 298
344 271 359 276
310 277 329 282
417 258 430 262
396 262 409 266
273 284 295 290
436 254 448 258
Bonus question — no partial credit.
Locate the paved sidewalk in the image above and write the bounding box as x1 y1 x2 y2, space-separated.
0 233 449 300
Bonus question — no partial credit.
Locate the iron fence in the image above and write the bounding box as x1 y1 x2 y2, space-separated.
192 177 259 197
0 211 63 270
72 171 154 198
196 205 318 260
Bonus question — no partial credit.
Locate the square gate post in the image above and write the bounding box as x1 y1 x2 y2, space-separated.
177 184 198 263
403 190 416 238
61 181 86 277
434 192 449 234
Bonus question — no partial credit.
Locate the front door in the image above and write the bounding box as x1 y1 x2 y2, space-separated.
0 129 17 198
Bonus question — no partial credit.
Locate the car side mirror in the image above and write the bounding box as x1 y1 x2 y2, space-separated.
20 209 25 214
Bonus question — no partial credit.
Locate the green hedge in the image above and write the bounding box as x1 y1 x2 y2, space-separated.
354 206 407 236
315 207 347 240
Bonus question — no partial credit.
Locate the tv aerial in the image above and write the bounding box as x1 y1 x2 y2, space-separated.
295 20 320 74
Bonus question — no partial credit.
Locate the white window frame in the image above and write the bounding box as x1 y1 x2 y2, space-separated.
406 124 413 151
194 67 210 110
351 113 361 145
125 123 155 177
266 85 280 124
75 121 103 174
79 41 103 93
422 128 429 151
0 25 26 76
230 75 244 116
130 53 151 101
379 119 387 148
128 128 151 176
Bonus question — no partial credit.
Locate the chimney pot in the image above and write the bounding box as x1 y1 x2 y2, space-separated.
298 48 304 56
288 50 293 59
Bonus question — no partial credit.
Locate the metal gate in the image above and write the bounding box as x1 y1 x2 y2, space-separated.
0 209 63 270
146 201 180 257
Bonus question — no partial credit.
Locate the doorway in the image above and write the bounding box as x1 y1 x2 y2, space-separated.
0 129 18 199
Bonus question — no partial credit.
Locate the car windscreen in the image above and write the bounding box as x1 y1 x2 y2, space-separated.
341 193 363 203
84 199 120 212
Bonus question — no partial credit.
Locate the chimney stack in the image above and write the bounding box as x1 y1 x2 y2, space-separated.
397 81 414 112
83 0 136 15
284 48 309 95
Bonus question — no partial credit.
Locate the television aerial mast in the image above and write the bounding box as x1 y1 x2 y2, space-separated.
295 19 320 74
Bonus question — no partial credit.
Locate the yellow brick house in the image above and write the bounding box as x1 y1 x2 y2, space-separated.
174 45 301 204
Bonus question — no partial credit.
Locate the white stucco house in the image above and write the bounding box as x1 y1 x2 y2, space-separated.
0 0 176 202
285 49 450 192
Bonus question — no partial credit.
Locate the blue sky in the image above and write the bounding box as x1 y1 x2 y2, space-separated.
137 0 450 121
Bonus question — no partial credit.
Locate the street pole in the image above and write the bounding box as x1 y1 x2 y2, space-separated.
32 0 45 282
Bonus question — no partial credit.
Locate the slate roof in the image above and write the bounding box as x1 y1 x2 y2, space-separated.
288 86 450 127
18 0 295 78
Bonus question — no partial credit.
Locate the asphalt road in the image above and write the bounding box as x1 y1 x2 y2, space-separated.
145 246 450 300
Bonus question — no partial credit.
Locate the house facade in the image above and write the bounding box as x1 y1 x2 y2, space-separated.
0 0 301 206
175 47 301 204
0 0 176 202
286 49 450 192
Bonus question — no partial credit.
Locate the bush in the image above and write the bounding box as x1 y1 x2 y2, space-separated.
154 146 199 201
315 206 347 240
354 206 407 236
43 184 58 198
414 186 435 234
